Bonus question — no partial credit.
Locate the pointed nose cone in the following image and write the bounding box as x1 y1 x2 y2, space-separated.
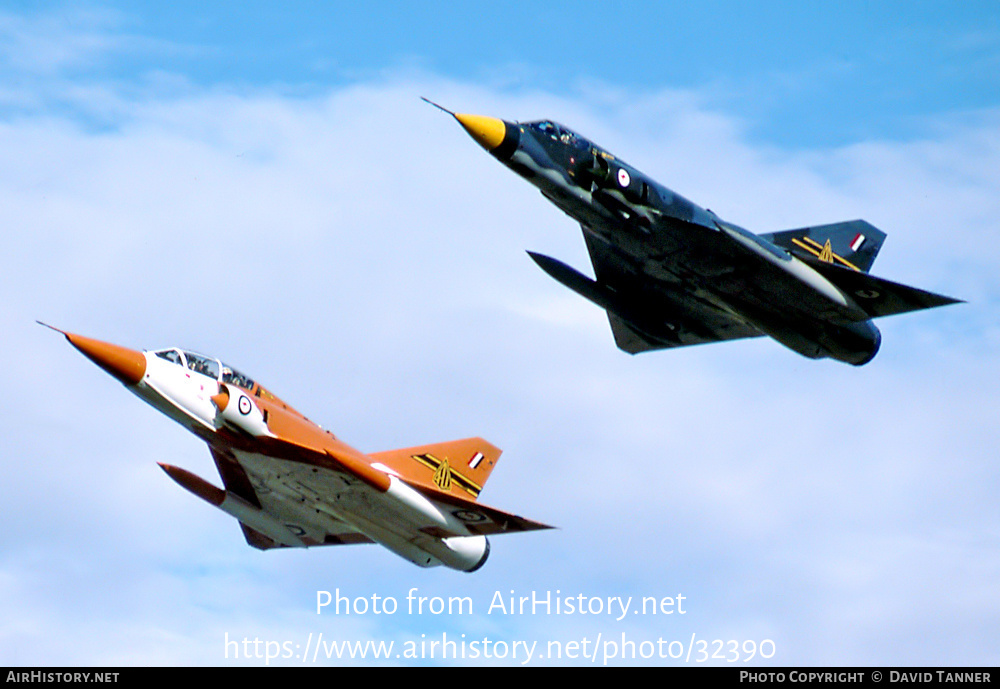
455 113 508 152
64 332 146 385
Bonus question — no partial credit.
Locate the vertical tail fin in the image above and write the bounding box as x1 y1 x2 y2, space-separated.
761 220 886 273
368 437 502 500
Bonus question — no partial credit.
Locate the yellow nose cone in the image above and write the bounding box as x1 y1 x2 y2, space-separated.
455 113 507 151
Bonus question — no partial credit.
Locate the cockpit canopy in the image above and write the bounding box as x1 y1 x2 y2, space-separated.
152 348 257 391
150 347 307 422
525 120 588 150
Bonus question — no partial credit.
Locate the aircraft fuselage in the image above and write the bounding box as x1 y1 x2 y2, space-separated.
483 117 883 364
46 326 550 571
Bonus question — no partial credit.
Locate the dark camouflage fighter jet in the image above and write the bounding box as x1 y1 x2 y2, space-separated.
431 100 960 365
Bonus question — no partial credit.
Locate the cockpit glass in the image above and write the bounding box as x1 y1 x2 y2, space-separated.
155 347 256 388
221 365 256 391
527 120 586 149
528 120 564 141
529 120 559 137
183 351 220 379
155 349 183 366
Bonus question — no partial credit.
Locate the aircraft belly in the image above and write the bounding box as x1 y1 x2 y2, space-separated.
659 259 853 348
230 449 477 549
617 218 858 325
577 212 883 362
249 471 461 568
228 449 359 545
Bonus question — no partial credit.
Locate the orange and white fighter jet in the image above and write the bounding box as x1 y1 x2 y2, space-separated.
43 324 551 571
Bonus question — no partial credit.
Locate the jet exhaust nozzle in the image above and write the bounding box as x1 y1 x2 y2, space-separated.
423 535 491 572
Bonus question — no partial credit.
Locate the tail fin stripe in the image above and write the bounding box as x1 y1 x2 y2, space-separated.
412 453 483 498
792 236 861 271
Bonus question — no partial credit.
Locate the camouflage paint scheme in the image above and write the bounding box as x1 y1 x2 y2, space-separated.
439 103 960 365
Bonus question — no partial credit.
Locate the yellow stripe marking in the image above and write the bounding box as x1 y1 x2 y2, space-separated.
791 237 820 257
800 236 824 251
792 237 861 272
412 453 482 497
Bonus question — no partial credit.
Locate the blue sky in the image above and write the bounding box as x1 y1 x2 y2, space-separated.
2 2 999 667
5 2 998 145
